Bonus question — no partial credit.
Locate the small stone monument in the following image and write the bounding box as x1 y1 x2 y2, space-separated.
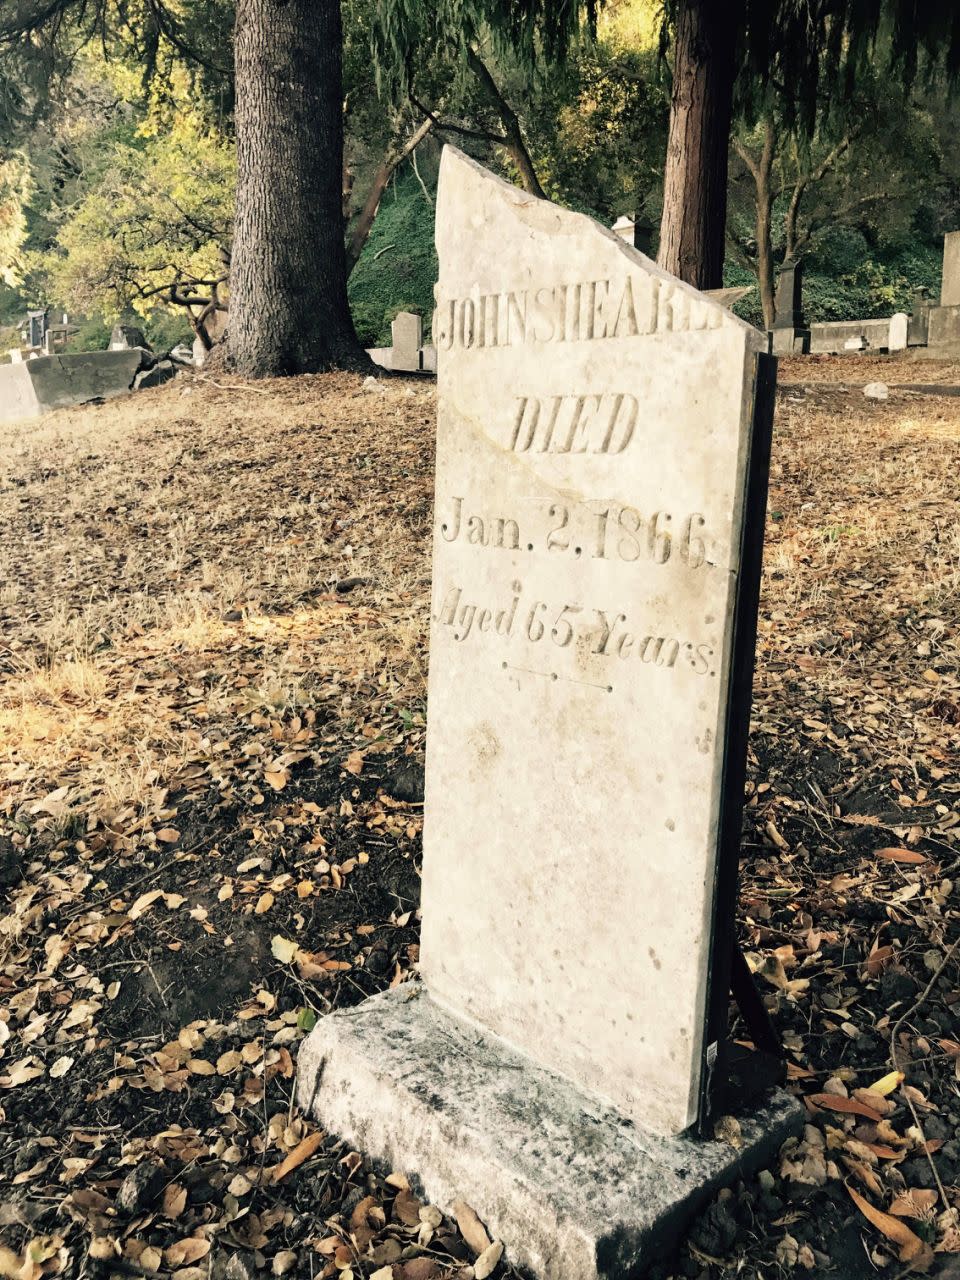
908 287 932 346
610 214 655 256
770 258 809 355
611 214 636 243
888 312 908 352
390 310 423 371
110 324 148 351
298 148 800 1279
24 309 47 352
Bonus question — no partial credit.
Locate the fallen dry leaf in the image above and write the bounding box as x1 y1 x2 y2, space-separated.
474 1240 504 1279
164 1237 210 1267
889 1189 939 1218
271 935 299 964
393 1187 422 1226
161 1183 187 1218
453 1198 492 1256
875 847 929 864
271 1131 325 1182
809 1093 884 1122
868 1071 905 1097
847 1183 933 1266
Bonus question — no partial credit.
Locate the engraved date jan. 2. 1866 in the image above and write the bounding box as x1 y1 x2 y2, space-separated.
439 495 712 568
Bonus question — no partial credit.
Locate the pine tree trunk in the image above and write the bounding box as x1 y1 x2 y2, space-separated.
230 0 364 376
657 0 740 289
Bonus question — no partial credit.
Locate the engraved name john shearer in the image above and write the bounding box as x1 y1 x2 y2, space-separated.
433 270 722 351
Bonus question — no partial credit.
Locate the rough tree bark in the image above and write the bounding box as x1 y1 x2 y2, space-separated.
657 0 741 289
230 0 364 376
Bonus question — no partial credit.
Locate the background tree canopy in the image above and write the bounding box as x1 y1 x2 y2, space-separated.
2 0 960 356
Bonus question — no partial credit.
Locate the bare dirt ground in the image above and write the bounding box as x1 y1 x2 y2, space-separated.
0 355 958 1280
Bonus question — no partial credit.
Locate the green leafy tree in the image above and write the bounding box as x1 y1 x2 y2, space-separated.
656 0 960 288
37 92 234 346
371 0 601 201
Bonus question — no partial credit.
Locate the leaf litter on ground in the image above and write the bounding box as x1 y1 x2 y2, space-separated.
0 357 958 1278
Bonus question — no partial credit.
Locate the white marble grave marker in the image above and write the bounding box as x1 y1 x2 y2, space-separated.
391 310 423 371
422 148 768 1137
889 312 908 352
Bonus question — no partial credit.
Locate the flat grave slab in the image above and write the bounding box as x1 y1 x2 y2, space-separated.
0 349 148 425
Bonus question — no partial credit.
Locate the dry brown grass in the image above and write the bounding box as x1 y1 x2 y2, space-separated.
0 372 434 835
1 356 958 845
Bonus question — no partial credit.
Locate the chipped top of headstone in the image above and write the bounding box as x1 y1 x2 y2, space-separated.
434 148 765 356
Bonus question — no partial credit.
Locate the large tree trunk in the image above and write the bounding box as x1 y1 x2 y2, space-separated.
657 0 740 289
230 0 364 376
754 122 776 329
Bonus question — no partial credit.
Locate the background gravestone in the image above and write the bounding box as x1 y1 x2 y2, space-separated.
771 259 809 354
298 148 800 1279
888 312 908 352
110 324 149 351
391 310 423 371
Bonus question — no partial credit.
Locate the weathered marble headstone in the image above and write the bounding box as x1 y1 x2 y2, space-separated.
611 214 636 242
391 310 423 372
941 231 960 307
888 312 908 352
298 148 800 1279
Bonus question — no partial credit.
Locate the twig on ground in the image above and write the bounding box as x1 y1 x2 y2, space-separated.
62 834 219 919
185 370 273 396
889 934 960 1211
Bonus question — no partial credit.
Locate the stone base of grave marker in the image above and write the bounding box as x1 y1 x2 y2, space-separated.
770 326 810 355
297 987 802 1280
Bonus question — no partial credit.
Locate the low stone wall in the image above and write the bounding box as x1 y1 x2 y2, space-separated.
367 344 437 373
808 318 892 354
0 349 147 426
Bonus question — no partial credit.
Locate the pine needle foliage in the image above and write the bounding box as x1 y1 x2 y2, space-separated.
657 1 960 132
371 0 601 96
